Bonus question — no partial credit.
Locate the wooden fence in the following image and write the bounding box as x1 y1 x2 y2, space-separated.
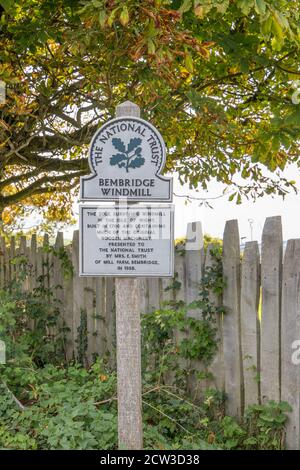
1 216 300 449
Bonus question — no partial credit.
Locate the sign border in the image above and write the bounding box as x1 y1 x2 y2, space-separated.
79 204 174 278
80 116 173 202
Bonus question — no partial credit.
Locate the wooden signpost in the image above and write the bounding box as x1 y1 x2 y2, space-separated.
79 101 174 449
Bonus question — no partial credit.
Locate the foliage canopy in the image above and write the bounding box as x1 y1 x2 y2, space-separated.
0 0 300 227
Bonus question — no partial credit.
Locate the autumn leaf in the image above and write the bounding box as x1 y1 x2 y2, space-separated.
119 6 129 26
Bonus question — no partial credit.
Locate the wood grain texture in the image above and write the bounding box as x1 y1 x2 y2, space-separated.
240 241 260 407
260 216 282 403
63 244 74 362
115 278 143 449
94 277 106 358
185 222 204 397
72 230 85 361
84 276 96 365
0 237 5 288
115 101 143 449
9 237 16 282
148 278 160 311
205 243 224 391
281 239 300 449
222 220 243 417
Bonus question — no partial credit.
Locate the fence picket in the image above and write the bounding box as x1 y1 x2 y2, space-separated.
174 248 185 303
3 236 10 286
222 220 243 417
1 217 299 449
18 236 28 291
185 222 204 397
104 277 116 368
241 241 260 407
281 239 300 449
85 277 96 365
9 237 16 282
72 230 86 362
36 246 43 285
148 278 160 311
29 234 37 291
94 277 106 357
139 279 149 314
260 216 282 403
205 243 224 391
63 244 74 362
173 246 187 389
185 221 203 315
161 278 172 304
43 234 50 292
0 237 5 288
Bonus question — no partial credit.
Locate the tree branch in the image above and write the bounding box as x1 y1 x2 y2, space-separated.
3 170 84 206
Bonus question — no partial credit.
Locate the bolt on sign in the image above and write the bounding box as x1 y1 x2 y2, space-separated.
80 115 172 201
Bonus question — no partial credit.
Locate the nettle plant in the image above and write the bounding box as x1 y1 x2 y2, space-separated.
110 137 144 172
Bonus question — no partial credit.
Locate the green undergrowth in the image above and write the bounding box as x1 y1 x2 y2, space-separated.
0 245 291 450
0 360 291 450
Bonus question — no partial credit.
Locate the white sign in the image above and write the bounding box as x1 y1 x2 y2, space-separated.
80 117 172 202
80 205 174 277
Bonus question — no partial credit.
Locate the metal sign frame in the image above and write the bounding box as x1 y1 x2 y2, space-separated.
79 204 174 278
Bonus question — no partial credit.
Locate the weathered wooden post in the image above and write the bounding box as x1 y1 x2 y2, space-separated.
115 101 143 450
79 101 173 450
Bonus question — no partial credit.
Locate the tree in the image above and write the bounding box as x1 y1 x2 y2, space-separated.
0 0 300 229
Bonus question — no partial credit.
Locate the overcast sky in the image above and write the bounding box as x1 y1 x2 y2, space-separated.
30 163 299 245
173 164 300 243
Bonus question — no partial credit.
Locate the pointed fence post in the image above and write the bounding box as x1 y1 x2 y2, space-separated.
240 241 260 407
115 101 143 450
281 239 300 449
260 216 282 403
185 221 205 397
222 220 243 417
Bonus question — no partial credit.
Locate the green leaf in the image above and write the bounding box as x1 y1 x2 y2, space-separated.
216 0 229 14
285 108 300 126
98 10 106 28
107 8 118 27
278 401 293 412
179 0 192 14
271 15 284 49
184 52 193 73
255 0 266 15
112 138 126 153
261 15 273 36
237 0 254 15
147 39 156 55
119 6 129 26
0 0 14 11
